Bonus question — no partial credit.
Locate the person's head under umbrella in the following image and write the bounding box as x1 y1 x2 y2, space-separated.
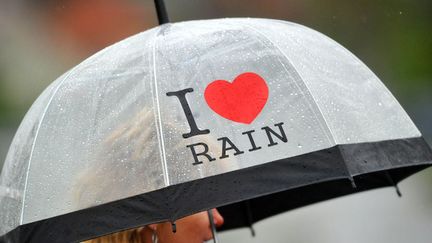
84 209 224 243
75 109 230 243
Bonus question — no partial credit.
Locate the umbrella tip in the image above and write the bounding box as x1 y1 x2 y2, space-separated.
395 185 402 197
349 178 357 189
171 222 177 233
250 226 256 237
154 0 170 25
384 171 402 197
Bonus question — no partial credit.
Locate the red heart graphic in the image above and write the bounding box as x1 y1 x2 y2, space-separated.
204 72 269 124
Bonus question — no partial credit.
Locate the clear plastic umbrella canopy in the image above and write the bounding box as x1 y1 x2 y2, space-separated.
0 18 431 242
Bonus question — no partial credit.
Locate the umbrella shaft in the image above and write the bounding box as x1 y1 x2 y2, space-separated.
207 210 219 243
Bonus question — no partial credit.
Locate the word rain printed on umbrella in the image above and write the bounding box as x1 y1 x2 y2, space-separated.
166 72 289 166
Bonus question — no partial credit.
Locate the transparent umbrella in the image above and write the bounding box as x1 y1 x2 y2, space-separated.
0 18 431 242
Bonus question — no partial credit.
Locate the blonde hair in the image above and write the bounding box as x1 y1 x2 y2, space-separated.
76 107 235 242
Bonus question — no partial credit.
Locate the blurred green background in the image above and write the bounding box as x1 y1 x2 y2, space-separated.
0 0 431 242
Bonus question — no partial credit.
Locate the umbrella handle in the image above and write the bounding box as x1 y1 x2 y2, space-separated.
207 210 219 243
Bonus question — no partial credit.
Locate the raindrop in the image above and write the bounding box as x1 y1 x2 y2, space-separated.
297 143 303 148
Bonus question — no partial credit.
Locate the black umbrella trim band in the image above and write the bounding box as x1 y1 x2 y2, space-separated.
1 137 431 243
